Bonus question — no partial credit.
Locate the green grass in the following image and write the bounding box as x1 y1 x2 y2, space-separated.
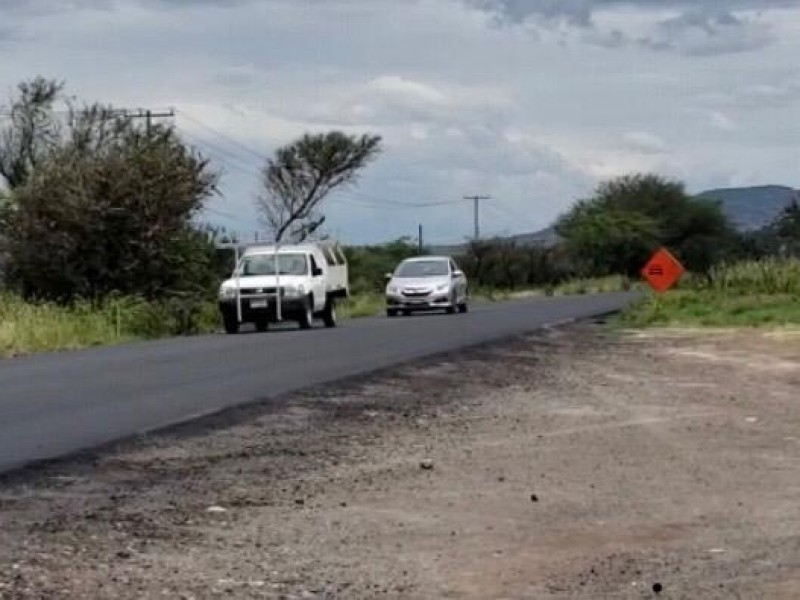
339 292 385 318
0 293 218 358
550 275 635 296
620 259 800 328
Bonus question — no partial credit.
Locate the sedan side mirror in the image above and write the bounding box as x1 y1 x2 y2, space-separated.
452 270 464 278
384 272 393 280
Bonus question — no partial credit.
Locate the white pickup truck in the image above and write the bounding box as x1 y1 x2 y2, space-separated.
218 242 349 334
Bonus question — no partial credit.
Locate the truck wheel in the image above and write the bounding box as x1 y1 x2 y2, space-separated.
255 318 269 332
298 296 314 330
322 298 338 328
223 315 239 334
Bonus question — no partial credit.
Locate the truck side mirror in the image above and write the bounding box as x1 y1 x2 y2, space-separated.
312 266 323 277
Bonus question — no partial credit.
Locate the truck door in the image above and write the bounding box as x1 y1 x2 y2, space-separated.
309 253 327 311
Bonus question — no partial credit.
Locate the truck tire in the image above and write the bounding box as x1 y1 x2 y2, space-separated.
298 295 314 330
255 318 269 332
223 314 239 334
322 298 338 328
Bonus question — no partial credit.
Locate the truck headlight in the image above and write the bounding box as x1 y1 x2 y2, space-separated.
219 286 236 299
283 285 304 298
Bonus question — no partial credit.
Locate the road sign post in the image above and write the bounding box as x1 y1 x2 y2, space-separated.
641 248 685 293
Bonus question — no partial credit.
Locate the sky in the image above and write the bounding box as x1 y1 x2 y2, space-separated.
1 0 799 245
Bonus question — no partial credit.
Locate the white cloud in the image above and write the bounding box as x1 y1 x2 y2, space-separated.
622 131 670 154
709 111 737 132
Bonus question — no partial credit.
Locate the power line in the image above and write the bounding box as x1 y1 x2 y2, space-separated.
178 127 262 178
175 109 269 162
110 108 175 135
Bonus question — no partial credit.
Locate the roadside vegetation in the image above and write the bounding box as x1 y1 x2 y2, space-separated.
2 77 799 357
621 259 800 328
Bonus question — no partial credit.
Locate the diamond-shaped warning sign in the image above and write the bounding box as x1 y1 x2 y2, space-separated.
641 248 685 293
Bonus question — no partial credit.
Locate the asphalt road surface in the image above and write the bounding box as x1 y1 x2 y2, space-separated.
0 293 635 474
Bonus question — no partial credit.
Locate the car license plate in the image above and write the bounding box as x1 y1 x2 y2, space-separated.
250 299 268 309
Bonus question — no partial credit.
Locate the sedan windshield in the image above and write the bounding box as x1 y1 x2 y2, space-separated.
395 260 449 278
239 253 308 277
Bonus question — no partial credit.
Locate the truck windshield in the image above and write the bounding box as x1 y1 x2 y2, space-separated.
239 253 308 276
396 260 449 278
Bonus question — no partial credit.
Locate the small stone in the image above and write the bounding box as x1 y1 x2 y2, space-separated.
116 550 132 560
420 459 434 470
206 506 227 514
530 494 539 502
295 498 305 506
653 583 663 594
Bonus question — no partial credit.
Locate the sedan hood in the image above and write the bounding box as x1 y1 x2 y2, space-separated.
388 276 450 291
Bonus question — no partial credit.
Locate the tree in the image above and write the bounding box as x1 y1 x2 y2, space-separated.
344 237 419 295
0 77 64 189
557 204 660 277
772 198 800 257
3 110 219 301
556 173 736 276
256 131 382 243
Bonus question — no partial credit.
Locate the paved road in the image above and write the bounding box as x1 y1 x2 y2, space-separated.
0 293 635 473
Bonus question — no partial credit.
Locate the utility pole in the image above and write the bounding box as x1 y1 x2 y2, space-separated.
418 223 423 254
463 195 492 240
110 108 175 135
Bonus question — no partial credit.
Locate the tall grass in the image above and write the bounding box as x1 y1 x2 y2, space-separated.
0 293 218 358
550 275 634 296
621 258 800 328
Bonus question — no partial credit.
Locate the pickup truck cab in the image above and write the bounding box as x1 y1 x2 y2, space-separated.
218 242 348 334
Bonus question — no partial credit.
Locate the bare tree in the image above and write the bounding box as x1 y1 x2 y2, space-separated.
0 77 64 189
256 131 382 243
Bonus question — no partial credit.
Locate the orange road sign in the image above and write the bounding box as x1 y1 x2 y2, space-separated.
641 248 685 293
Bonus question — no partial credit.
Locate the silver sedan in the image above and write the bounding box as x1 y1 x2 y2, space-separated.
385 256 469 317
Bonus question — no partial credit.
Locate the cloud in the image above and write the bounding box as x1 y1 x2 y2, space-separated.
708 110 737 132
468 0 594 27
466 0 800 25
622 131 670 154
299 75 514 130
639 11 776 56
465 0 795 54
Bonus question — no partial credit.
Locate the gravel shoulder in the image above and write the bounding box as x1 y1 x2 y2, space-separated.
2 323 800 599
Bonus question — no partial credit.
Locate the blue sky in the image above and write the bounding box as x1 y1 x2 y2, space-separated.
1 0 799 244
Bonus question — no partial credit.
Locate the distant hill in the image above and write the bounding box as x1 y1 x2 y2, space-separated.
427 225 558 255
696 185 798 231
426 184 798 255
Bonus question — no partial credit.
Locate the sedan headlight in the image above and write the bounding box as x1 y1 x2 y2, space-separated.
435 283 450 292
387 285 399 294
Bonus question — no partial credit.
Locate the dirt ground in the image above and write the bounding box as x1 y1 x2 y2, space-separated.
2 322 800 599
